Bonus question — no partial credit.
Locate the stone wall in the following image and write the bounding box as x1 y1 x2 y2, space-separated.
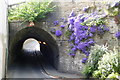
9 1 119 76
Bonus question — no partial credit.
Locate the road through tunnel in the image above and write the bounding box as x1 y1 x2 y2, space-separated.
8 27 59 70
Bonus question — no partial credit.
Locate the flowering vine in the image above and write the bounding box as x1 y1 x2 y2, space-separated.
55 30 63 37
67 11 109 63
48 1 120 63
115 32 120 39
50 10 110 63
50 19 67 37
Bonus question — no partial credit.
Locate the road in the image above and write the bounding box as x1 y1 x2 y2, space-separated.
7 39 53 78
6 38 81 79
6 57 52 78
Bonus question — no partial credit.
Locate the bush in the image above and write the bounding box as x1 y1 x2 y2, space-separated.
93 48 120 79
82 44 108 78
107 72 119 79
8 0 55 22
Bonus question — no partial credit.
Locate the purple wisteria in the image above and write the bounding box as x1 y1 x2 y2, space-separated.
69 10 75 17
53 20 59 26
60 25 65 28
55 30 62 37
52 18 67 36
115 1 120 7
82 58 88 63
67 10 109 63
115 32 120 39
82 7 89 12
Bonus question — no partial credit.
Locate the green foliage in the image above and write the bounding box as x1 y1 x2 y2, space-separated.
104 8 119 16
92 70 101 78
80 15 106 27
93 48 120 79
82 44 108 78
104 1 120 17
65 30 72 38
8 0 55 22
107 72 119 79
93 72 119 80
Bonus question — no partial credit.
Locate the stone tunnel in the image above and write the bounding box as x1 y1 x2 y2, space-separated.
7 21 83 78
7 1 119 77
8 27 59 69
1 0 119 79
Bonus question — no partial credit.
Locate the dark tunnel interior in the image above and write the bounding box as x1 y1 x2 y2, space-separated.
8 27 59 70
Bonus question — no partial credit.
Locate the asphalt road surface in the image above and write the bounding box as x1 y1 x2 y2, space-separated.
7 60 51 78
6 39 81 79
6 39 53 78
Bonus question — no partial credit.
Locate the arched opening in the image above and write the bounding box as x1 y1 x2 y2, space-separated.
22 38 40 52
8 27 59 70
19 38 42 64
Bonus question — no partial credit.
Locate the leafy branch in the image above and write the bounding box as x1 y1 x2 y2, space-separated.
8 0 55 22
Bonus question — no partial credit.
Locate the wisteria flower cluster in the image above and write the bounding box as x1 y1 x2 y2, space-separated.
115 1 120 7
115 31 120 39
82 58 88 63
82 7 89 12
53 20 59 26
55 30 63 37
67 11 109 63
52 18 67 37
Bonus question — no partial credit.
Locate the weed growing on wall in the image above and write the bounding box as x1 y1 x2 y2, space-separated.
8 0 55 22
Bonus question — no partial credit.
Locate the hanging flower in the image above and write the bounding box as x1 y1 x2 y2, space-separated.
90 27 97 33
68 24 74 31
68 17 75 25
55 30 62 37
88 33 94 37
115 1 120 7
68 50 76 58
69 43 74 48
69 34 75 41
64 20 68 23
61 18 64 20
88 40 95 45
69 10 75 17
115 32 120 39
82 58 88 63
75 38 80 44
82 7 89 12
60 25 65 28
71 45 77 51
53 20 59 26
84 51 90 56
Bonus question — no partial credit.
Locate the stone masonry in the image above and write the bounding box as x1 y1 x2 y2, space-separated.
9 1 119 75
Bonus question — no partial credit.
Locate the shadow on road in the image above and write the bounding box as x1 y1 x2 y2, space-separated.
7 50 55 78
7 50 81 78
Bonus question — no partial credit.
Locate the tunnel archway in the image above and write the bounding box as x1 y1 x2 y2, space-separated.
9 27 59 69
22 38 40 52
